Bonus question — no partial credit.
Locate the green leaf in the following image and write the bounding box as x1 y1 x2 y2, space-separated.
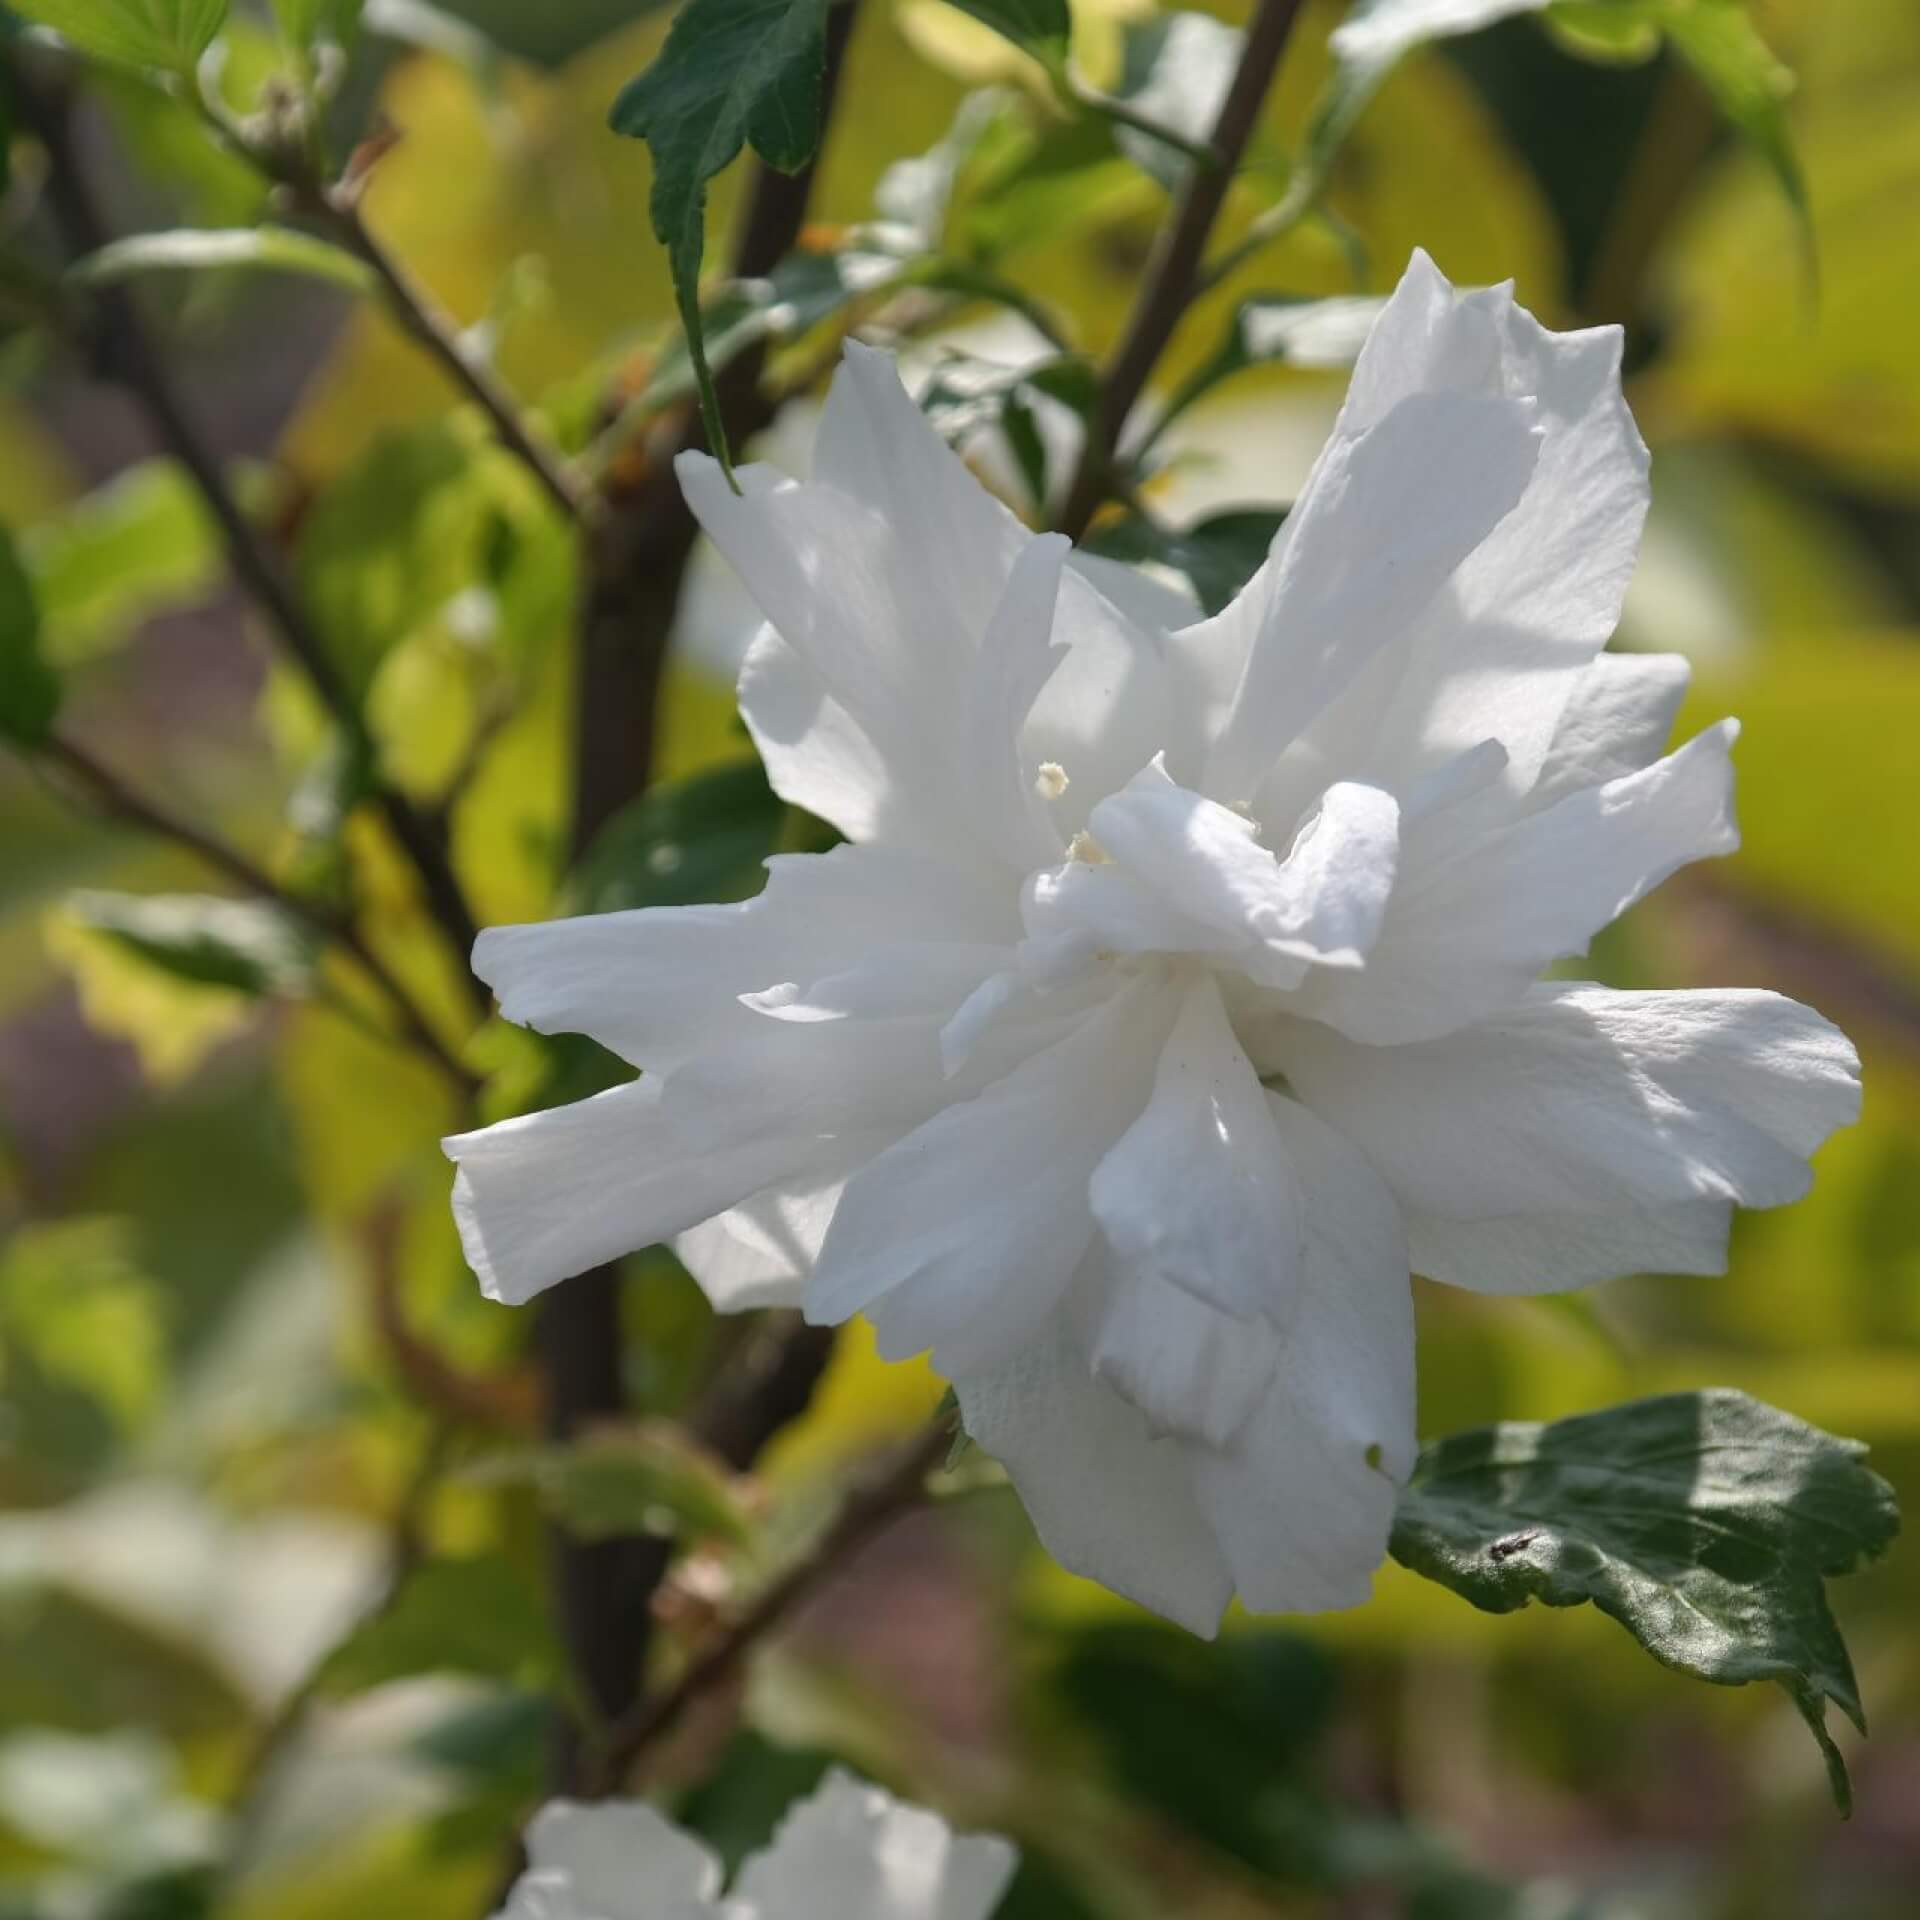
1107 11 1241 190
1085 508 1283 616
319 1554 560 1694
64 891 315 996
916 351 1098 513
68 225 375 293
23 460 221 667
0 525 58 746
608 0 833 475
632 246 902 418
1148 291 1388 444
9 0 230 74
466 1423 752 1545
567 757 786 915
938 0 1071 71
1658 2 1807 231
1310 3 1808 245
0 1219 165 1432
1390 1389 1900 1813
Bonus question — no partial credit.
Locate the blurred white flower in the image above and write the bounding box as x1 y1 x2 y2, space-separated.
446 251 1860 1633
492 1770 1015 1920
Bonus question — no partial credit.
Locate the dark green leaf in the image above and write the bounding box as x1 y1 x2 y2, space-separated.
1085 508 1283 616
0 525 58 746
68 226 374 293
938 0 1071 71
609 0 832 473
568 757 786 915
466 1423 752 1545
1390 1389 1900 1812
65 891 316 997
1148 292 1387 444
10 0 229 73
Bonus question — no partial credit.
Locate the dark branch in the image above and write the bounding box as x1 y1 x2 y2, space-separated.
1055 0 1310 540
535 1 861 1789
586 1417 953 1793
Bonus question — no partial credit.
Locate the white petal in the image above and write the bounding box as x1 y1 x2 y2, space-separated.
1090 972 1298 1321
1199 383 1542 804
733 1769 1015 1920
955 1322 1233 1637
1022 572 1200 836
1087 1267 1279 1448
811 340 1027 633
1271 982 1862 1245
1290 721 1740 1045
672 1138 889 1312
1181 1096 1415 1614
970 533 1071 870
809 981 1175 1378
736 623 946 847
444 1081 818 1305
475 843 1014 1072
521 1799 722 1920
1254 251 1649 823
1407 1199 1733 1294
1528 649 1691 808
742 945 1013 1024
1087 762 1399 983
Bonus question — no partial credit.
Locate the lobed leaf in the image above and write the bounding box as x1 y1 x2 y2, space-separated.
1390 1389 1899 1812
608 0 834 475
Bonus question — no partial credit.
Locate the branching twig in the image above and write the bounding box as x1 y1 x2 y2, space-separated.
42 733 480 1096
585 1416 954 1794
308 187 595 529
1054 0 1311 540
7 53 485 1001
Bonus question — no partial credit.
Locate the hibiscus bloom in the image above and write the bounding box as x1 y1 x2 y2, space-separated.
446 251 1860 1634
494 1771 1014 1919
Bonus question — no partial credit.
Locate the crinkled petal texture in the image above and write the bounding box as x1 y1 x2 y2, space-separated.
447 250 1860 1636
493 1775 1014 1920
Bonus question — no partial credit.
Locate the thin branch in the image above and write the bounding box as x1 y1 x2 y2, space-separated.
585 1416 954 1794
8 53 485 995
42 733 480 1098
1054 0 1311 540
310 187 595 529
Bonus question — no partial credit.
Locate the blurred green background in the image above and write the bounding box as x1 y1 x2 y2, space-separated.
1 0 1917 1915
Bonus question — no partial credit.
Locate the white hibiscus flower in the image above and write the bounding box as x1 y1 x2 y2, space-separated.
446 250 1860 1634
493 1771 1015 1920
